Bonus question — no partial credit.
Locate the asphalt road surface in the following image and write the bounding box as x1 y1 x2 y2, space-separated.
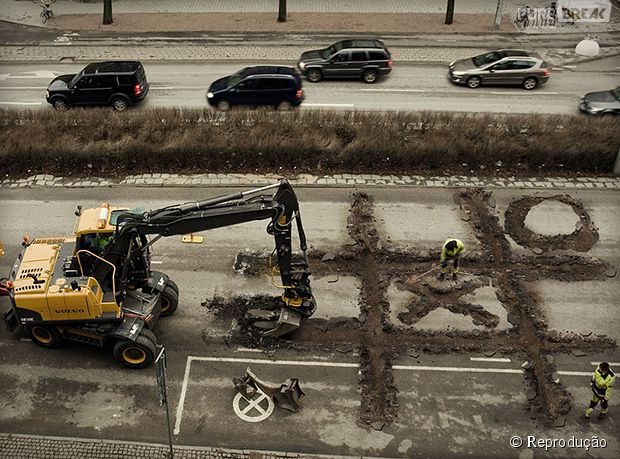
0 186 618 457
0 62 618 114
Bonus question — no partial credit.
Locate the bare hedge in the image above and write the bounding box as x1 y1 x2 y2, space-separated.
1 108 618 177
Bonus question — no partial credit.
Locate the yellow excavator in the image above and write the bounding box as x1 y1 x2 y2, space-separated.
2 181 316 368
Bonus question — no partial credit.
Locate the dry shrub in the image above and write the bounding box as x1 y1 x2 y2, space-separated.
0 108 618 177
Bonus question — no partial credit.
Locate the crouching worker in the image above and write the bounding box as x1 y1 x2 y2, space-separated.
438 238 465 281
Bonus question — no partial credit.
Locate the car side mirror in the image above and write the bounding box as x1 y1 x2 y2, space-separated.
231 88 239 93
488 68 495 73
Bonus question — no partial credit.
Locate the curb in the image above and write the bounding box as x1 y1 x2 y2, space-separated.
2 174 619 191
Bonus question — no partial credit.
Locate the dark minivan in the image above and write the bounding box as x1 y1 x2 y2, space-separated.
207 66 304 111
46 61 149 111
297 39 392 84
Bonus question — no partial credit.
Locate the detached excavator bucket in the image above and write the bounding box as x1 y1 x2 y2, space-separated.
233 368 305 413
273 378 305 413
261 307 303 338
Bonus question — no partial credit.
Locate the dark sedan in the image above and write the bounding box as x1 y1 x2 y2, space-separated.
448 49 550 90
579 88 620 116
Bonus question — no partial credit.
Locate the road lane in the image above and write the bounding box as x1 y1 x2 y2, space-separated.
0 62 618 113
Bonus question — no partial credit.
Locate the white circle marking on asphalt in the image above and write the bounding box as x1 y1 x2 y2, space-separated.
232 388 275 423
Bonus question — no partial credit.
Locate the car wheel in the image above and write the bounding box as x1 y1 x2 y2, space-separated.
306 69 323 83
523 77 538 90
362 69 378 84
112 97 129 112
466 76 481 89
217 100 231 111
277 100 293 111
26 325 62 349
52 98 69 111
601 112 615 117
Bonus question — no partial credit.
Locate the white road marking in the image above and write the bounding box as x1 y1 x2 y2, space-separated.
171 354 605 435
361 88 426 92
564 65 577 69
590 362 620 366
303 103 355 107
0 102 42 105
235 347 264 353
0 71 61 80
469 357 512 363
150 261 163 264
489 91 558 95
0 86 46 90
173 356 193 435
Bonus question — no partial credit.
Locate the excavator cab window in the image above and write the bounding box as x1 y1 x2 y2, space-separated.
79 232 112 256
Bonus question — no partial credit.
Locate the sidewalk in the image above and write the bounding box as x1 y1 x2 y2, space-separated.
1 0 619 33
2 173 619 191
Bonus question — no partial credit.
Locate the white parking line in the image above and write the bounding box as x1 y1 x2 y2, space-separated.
469 357 512 363
590 361 620 366
173 356 193 435
172 355 597 435
0 101 42 105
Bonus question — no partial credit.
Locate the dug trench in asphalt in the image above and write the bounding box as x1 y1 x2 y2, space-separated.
0 186 618 457
0 62 619 114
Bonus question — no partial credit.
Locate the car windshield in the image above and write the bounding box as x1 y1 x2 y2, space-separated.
322 42 343 59
227 69 249 87
613 88 620 101
69 70 84 88
472 51 504 67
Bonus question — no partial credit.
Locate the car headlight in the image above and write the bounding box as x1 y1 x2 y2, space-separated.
207 92 213 98
299 62 305 70
449 61 456 68
451 71 464 76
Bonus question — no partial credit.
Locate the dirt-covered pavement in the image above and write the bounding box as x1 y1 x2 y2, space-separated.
0 185 618 457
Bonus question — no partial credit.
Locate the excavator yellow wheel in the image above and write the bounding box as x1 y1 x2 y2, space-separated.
113 335 156 369
26 325 63 349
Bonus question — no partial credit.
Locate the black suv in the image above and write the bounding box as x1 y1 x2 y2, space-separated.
207 66 304 111
297 39 392 84
46 61 149 111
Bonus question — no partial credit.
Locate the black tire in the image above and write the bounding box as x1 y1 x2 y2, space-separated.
362 69 378 84
52 97 69 111
466 76 481 89
113 336 156 369
306 68 323 83
217 100 231 111
523 77 538 90
277 100 293 111
139 327 158 345
27 325 62 349
111 97 129 112
159 284 179 317
40 11 48 24
167 279 179 295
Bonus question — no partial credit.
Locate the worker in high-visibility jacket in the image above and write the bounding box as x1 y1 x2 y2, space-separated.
438 238 465 281
585 362 615 419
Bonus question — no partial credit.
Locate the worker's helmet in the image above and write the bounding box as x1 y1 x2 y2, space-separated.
446 240 458 251
600 362 610 372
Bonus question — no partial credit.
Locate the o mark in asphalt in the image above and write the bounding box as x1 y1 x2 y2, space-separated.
232 388 275 423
